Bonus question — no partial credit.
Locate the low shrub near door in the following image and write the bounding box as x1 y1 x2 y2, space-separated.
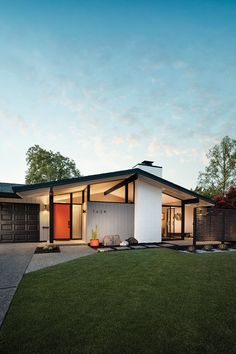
35 244 60 254
203 244 213 252
218 243 228 251
187 246 196 253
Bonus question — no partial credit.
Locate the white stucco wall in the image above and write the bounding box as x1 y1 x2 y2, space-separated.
86 202 134 243
134 178 162 243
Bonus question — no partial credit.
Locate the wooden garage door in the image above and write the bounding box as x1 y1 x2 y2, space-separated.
0 203 40 242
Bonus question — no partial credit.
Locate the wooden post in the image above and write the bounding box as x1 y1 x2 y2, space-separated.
49 187 54 243
70 193 73 240
125 184 128 203
221 210 225 244
181 201 185 240
193 207 197 247
87 185 90 202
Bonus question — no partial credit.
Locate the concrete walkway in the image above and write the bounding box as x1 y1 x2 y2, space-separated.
0 243 36 327
26 245 96 273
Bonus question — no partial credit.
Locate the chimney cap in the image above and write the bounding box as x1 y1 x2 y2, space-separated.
141 160 154 166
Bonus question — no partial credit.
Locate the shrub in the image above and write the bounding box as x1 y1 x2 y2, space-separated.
203 244 213 252
43 243 57 251
218 243 228 251
187 246 196 253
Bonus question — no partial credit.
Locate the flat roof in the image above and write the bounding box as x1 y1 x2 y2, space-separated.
0 182 23 199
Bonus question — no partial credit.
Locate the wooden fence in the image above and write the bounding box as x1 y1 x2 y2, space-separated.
193 207 236 244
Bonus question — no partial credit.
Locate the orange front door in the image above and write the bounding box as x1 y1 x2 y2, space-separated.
54 204 70 239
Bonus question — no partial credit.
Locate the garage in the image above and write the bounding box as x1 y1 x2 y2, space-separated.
0 202 40 242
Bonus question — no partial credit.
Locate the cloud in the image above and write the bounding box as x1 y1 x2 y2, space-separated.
148 139 199 159
0 110 29 136
15 115 29 135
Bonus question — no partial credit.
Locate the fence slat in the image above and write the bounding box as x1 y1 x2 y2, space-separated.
193 207 236 242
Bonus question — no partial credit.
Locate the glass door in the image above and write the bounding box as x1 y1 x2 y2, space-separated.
72 204 82 239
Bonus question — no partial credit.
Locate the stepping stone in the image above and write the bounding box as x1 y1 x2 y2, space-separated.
97 248 114 252
145 244 160 248
114 246 131 251
160 243 174 248
130 245 146 249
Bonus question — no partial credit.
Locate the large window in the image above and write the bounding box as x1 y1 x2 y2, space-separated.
53 194 70 204
89 180 134 203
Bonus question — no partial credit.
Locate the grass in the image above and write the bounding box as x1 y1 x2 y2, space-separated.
0 249 236 354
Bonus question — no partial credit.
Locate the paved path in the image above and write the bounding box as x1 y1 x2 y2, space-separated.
26 245 96 273
0 243 36 327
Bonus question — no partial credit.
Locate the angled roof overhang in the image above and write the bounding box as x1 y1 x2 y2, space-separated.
12 168 215 206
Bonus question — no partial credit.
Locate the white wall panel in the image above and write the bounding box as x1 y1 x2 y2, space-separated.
134 178 162 243
87 202 134 243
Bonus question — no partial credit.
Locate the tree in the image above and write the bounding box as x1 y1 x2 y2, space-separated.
25 145 80 184
195 136 236 197
213 186 236 209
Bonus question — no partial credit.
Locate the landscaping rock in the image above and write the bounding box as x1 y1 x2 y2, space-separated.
120 241 129 246
103 236 113 246
126 237 138 245
103 235 121 246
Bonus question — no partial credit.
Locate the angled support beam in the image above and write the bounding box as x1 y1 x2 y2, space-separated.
49 187 54 243
183 198 199 205
104 174 138 196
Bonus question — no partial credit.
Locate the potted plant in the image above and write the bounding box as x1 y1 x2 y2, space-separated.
90 225 99 247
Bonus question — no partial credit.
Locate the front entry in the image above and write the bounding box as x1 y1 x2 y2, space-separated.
162 206 182 240
53 202 83 240
54 204 70 239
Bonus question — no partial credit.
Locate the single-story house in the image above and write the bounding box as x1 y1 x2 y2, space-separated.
0 161 214 244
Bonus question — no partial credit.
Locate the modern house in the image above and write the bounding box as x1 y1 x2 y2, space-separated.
0 161 214 244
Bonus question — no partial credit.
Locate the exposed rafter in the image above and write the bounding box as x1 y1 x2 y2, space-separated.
183 198 199 205
104 174 138 195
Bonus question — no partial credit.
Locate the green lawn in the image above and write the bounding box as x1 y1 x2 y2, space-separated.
0 249 236 354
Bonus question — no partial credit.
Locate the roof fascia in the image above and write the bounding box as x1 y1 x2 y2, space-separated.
13 169 136 193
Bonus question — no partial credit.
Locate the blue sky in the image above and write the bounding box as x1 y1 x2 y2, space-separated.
0 0 235 188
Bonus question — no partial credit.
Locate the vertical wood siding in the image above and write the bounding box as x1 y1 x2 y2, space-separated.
87 202 134 243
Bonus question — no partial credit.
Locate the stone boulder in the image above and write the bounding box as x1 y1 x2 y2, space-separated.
103 235 121 246
120 240 129 247
126 237 138 245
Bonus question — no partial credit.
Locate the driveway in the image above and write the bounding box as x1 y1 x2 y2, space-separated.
0 243 36 327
